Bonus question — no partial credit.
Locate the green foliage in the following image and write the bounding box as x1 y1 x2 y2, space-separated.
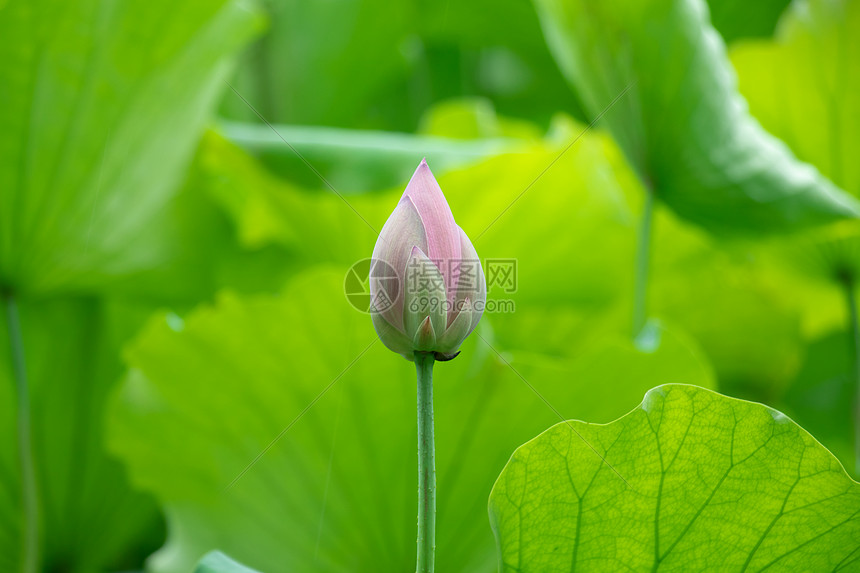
731 0 860 473
783 331 855 474
649 208 804 399
731 0 860 327
220 0 579 130
533 0 859 233
203 121 805 396
217 119 516 193
109 270 714 572
1 0 857 570
0 0 264 293
731 0 859 199
0 0 264 570
0 298 163 572
202 118 637 306
490 384 860 571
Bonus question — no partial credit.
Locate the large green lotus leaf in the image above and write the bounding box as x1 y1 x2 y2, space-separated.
93 141 301 303
108 268 713 573
0 0 264 294
0 297 163 572
731 0 860 335
533 0 859 233
489 384 860 572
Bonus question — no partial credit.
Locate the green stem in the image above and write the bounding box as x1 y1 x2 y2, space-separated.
3 293 39 573
843 279 860 476
414 351 436 573
633 189 655 338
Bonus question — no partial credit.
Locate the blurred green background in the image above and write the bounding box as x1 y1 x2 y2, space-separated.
1 0 858 571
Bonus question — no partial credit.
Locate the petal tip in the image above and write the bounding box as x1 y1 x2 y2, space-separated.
412 315 437 351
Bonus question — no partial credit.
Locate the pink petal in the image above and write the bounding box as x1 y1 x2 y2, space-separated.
401 159 462 304
370 195 427 333
454 226 485 333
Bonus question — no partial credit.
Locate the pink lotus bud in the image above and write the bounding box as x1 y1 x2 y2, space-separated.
370 159 486 361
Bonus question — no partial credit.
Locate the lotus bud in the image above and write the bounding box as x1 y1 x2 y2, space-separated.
370 159 486 361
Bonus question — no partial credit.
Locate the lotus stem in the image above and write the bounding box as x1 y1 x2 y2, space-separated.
633 188 655 339
842 277 860 476
414 351 436 573
3 293 39 573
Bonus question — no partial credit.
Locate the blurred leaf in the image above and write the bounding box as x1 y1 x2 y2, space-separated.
108 268 713 572
195 551 261 573
218 120 516 193
705 0 791 43
0 0 264 293
533 0 859 233
490 384 860 571
221 0 579 131
512 320 716 422
415 0 583 125
222 0 416 128
783 330 855 477
751 220 860 339
0 297 163 572
651 205 804 400
95 141 300 304
731 0 859 198
417 97 544 141
731 0 860 334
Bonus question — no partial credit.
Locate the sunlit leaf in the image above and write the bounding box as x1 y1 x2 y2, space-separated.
0 0 264 293
108 268 713 572
490 384 860 571
533 0 859 233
